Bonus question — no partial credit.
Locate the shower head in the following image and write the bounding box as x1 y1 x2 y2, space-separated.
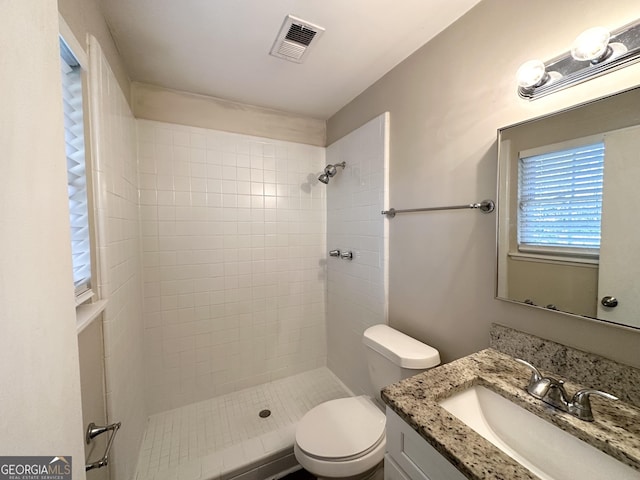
324 164 338 176
317 161 346 184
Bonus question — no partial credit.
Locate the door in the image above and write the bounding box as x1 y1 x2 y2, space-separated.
597 125 640 327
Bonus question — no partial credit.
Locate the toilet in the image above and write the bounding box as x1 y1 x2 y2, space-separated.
294 324 441 479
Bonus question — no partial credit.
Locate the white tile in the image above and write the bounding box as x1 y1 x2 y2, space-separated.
138 121 329 418
151 467 178 480
206 150 223 164
326 114 387 397
177 461 202 480
258 431 286 454
201 452 223 479
190 133 206 149
220 444 246 473
135 368 349 480
222 152 236 166
237 154 251 168
240 437 265 461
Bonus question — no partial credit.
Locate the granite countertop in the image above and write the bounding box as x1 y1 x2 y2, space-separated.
382 348 640 480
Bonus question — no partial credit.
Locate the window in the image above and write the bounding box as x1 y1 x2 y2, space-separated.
517 141 604 259
60 38 93 304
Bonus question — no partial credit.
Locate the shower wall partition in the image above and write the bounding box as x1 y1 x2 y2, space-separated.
137 120 327 414
325 113 389 397
89 39 147 480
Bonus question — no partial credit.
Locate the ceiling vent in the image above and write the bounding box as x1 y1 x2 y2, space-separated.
270 15 325 63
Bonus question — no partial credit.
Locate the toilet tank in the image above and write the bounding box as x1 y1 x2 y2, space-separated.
363 324 440 401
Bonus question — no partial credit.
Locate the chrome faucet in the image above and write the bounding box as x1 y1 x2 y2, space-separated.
515 359 618 422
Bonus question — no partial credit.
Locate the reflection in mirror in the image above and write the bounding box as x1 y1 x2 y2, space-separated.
496 86 640 329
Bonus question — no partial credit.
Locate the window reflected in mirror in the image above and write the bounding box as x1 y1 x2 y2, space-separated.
497 86 640 329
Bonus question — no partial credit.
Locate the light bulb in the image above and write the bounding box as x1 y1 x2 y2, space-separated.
571 26 611 62
516 59 549 89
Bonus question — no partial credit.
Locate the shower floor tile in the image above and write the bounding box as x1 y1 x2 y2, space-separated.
135 367 351 480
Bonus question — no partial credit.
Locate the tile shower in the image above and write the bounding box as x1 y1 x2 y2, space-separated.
137 120 329 414
133 120 355 480
131 114 388 479
89 39 147 480
135 368 349 480
90 37 388 480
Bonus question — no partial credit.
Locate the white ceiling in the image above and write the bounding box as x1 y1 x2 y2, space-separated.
99 0 482 119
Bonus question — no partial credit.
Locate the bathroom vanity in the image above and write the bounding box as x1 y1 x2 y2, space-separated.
382 326 640 480
385 407 466 480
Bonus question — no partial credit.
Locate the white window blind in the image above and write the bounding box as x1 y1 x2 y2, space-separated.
518 142 604 256
60 39 92 299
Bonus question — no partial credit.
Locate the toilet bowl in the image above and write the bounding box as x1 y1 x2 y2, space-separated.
294 325 440 479
294 396 385 479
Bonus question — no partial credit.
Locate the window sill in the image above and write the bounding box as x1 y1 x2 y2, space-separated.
75 288 94 306
508 251 598 268
76 299 107 335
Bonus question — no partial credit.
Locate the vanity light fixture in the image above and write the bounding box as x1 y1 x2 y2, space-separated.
517 18 640 100
516 59 549 91
570 26 613 63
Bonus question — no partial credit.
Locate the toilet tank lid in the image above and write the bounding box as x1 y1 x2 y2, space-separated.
363 324 440 369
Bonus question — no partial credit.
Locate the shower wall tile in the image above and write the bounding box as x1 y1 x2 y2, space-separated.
137 120 327 414
326 113 389 397
89 39 147 480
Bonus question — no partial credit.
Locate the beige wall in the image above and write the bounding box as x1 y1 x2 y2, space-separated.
327 0 640 367
0 0 86 476
132 82 326 146
507 259 598 317
58 0 131 105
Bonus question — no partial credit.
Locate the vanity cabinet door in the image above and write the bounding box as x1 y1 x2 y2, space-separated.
385 454 411 480
385 407 466 480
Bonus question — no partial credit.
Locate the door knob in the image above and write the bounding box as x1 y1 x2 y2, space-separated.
601 296 618 308
329 249 341 257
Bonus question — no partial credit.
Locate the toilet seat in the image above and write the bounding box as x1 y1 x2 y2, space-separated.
294 396 386 478
296 396 385 460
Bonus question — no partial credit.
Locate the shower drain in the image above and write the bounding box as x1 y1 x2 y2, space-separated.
259 409 271 418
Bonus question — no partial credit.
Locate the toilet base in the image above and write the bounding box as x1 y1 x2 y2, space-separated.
294 435 385 480
315 460 383 480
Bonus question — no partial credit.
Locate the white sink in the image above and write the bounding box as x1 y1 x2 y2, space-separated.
439 385 640 480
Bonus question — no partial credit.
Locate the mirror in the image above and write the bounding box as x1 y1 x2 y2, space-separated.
497 86 640 329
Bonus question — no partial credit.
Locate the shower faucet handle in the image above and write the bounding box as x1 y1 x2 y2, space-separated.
329 249 353 260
